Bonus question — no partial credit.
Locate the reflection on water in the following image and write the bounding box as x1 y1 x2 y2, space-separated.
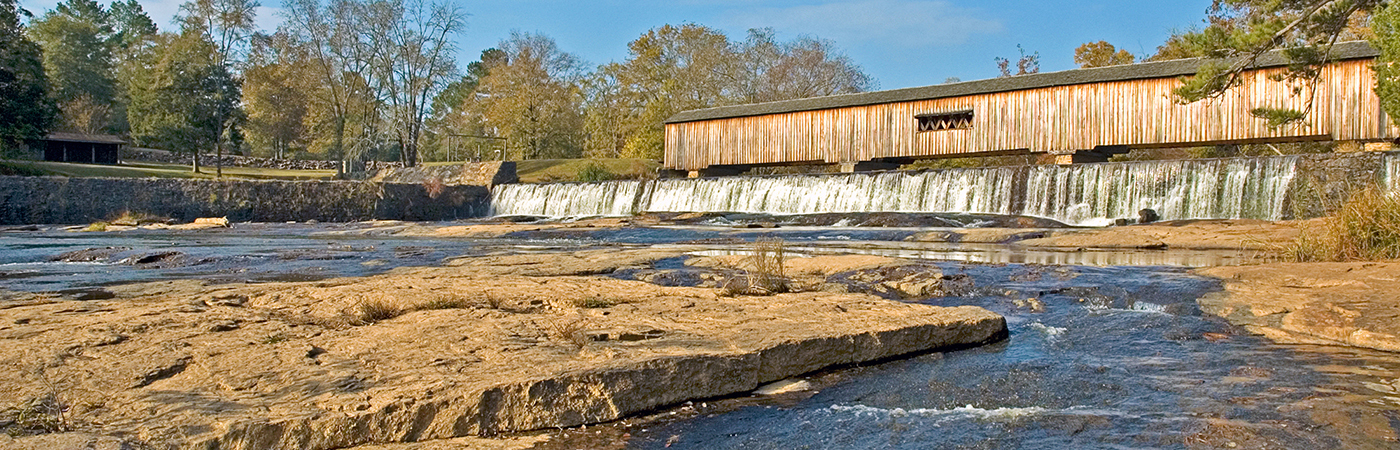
689 241 1254 267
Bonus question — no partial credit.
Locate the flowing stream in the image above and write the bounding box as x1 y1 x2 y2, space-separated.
492 156 1307 226
1 226 1398 448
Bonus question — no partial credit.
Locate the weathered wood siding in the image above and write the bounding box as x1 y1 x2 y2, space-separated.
665 58 1396 171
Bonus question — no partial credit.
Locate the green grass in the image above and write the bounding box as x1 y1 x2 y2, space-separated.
2 158 659 183
0 160 336 181
502 158 659 183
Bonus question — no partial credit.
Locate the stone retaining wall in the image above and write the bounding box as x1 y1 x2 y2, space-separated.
0 177 488 225
1284 151 1392 219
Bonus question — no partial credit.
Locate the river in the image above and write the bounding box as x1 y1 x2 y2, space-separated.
2 223 1397 449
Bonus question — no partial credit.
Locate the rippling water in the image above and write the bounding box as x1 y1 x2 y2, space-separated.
623 263 1400 449
2 225 1398 449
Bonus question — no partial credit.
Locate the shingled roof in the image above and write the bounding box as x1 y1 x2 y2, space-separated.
666 41 1379 124
45 132 127 144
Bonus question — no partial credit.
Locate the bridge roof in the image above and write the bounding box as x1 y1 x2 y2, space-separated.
666 41 1378 124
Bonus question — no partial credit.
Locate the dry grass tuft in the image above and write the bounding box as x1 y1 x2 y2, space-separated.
541 313 592 350
108 210 168 226
417 297 472 310
355 299 405 323
482 293 507 310
749 237 790 294
1286 186 1400 261
2 365 69 436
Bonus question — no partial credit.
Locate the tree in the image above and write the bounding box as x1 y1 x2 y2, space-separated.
177 0 257 175
425 48 504 161
585 24 873 159
476 31 585 160
1074 41 1135 68
734 28 873 103
109 0 156 50
27 0 117 133
242 32 310 158
281 0 463 168
364 0 465 166
995 45 1040 77
124 30 239 166
1373 3 1400 128
1167 0 1381 126
0 0 56 152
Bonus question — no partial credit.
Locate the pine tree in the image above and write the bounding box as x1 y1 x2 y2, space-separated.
0 0 56 152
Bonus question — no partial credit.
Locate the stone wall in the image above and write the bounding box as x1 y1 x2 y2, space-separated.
0 177 488 225
1283 151 1392 219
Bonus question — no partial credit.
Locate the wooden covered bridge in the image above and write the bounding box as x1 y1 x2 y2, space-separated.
664 41 1395 177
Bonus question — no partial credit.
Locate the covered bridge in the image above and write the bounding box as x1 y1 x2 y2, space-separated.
664 41 1395 177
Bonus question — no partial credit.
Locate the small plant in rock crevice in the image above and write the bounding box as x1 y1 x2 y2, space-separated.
354 299 404 324
748 237 790 294
541 313 592 350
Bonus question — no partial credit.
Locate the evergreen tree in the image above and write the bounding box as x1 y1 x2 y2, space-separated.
0 0 56 152
27 0 115 133
125 30 239 165
1373 3 1400 128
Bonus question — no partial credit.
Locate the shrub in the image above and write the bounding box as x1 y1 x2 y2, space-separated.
1287 186 1400 261
422 176 446 199
576 162 616 182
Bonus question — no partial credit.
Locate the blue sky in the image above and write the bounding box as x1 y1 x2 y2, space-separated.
20 0 1216 90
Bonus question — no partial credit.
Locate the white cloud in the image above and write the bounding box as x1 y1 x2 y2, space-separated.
725 0 1003 49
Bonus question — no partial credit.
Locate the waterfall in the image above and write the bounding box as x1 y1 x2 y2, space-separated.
489 180 644 217
645 168 1020 215
1022 156 1299 226
488 155 1306 226
1387 152 1400 190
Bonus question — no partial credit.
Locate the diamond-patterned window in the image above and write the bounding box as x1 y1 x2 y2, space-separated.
916 110 974 132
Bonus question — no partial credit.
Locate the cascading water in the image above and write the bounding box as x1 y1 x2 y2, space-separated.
489 180 645 217
645 168 1021 215
488 155 1307 226
1386 152 1400 189
1022 156 1299 226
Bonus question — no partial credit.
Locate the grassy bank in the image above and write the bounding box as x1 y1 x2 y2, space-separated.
4 158 661 183
0 160 335 180
502 158 659 183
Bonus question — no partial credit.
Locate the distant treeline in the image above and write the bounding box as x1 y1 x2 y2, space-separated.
0 0 874 167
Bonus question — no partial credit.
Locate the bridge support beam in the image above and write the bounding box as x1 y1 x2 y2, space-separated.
1053 146 1131 165
687 165 751 178
838 161 904 173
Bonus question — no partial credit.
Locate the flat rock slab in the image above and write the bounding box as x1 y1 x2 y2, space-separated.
0 249 1005 450
912 219 1317 251
1198 262 1400 352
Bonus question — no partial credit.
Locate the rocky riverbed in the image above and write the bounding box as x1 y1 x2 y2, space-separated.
0 249 1005 449
5 216 1400 449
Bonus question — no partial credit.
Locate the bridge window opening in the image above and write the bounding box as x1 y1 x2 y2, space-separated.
917 110 974 132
